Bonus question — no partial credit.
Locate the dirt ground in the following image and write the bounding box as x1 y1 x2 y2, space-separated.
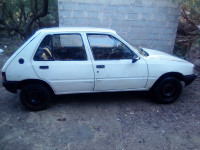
0 53 200 150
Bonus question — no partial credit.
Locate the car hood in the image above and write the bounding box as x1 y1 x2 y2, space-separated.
142 48 188 63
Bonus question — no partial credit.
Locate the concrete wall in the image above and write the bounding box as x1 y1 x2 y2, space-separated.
58 0 180 53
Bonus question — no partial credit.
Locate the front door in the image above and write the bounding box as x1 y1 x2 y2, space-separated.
32 33 94 94
87 34 148 91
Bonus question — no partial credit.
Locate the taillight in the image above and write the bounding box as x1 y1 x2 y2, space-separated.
2 72 6 81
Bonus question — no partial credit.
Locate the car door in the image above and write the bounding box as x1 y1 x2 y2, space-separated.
86 34 148 91
31 33 94 94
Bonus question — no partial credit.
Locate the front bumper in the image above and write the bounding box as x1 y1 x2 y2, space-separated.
183 74 197 86
2 81 19 93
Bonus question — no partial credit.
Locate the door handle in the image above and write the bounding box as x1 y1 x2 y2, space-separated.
39 66 49 69
96 65 105 69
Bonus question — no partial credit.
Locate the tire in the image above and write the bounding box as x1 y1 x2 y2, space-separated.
153 77 182 104
20 84 51 111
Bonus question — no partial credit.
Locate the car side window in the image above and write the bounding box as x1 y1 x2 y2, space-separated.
34 35 53 61
52 34 87 61
87 34 133 60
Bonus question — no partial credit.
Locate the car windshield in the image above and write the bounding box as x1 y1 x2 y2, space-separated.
133 46 149 57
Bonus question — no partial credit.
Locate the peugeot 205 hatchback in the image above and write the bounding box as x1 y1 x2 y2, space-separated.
2 27 197 111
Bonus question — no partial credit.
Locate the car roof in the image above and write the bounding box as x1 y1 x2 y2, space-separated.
39 27 117 34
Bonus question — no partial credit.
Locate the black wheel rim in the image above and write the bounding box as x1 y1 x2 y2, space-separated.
27 91 45 106
162 83 176 97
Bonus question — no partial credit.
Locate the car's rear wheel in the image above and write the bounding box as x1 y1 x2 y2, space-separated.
20 84 51 111
153 77 182 103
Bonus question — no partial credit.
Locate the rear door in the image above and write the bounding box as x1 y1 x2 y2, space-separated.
86 34 148 91
31 33 94 94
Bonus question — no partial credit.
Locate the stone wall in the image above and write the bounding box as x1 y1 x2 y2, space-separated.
58 0 180 53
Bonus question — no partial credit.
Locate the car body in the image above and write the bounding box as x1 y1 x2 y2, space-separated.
1 27 197 110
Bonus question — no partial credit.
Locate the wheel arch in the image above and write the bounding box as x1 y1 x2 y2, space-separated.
19 79 55 95
151 72 184 90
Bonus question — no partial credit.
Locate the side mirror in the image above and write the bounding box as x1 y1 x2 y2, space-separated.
132 56 140 63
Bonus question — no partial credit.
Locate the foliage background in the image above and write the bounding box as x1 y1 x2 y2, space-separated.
0 0 58 38
178 0 200 24
0 0 58 55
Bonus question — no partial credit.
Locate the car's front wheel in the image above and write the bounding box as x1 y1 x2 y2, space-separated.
153 77 182 103
20 84 51 111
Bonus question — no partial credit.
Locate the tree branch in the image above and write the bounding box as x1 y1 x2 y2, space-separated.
34 0 38 17
1 2 5 20
8 11 16 24
24 0 49 37
18 2 25 28
181 7 198 29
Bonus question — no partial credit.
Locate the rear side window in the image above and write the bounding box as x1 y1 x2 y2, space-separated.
34 34 87 61
52 34 87 61
34 35 53 61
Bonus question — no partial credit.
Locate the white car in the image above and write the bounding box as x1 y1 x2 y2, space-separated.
1 27 197 110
